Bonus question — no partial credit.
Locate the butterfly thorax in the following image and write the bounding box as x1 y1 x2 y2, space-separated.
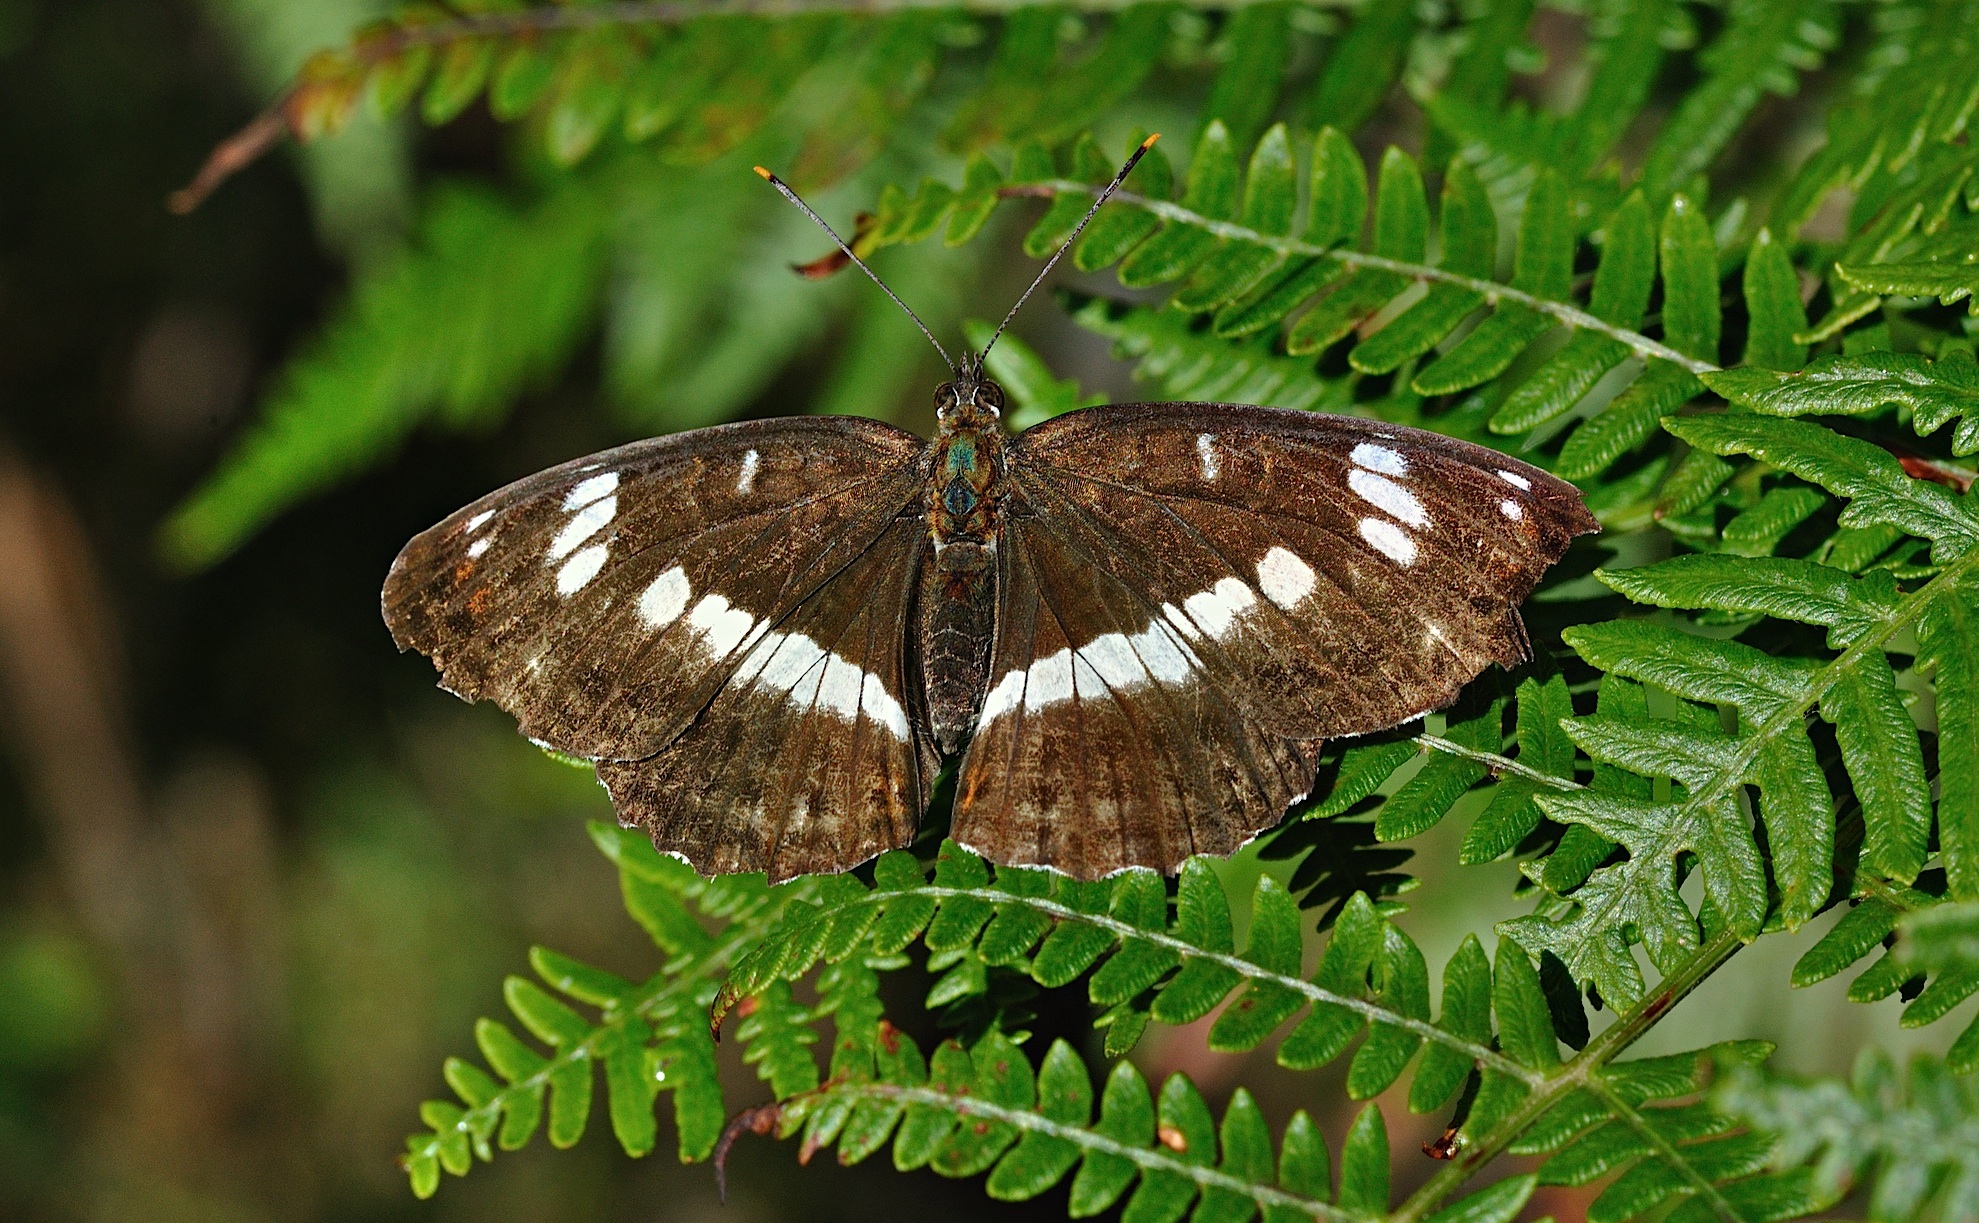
918 370 1007 755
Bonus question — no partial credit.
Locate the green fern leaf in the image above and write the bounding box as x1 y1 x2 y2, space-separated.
1707 349 1979 457
162 181 610 569
779 1020 1553 1223
402 823 824 1194
1717 1050 1979 1222
1636 0 1837 201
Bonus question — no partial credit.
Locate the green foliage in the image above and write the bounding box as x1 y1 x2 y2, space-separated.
782 1030 1455 1223
1708 350 1979 457
401 823 840 1196
1718 1050 1979 1223
188 2 1979 1218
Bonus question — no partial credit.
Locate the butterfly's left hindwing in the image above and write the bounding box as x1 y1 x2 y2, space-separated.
951 403 1598 879
597 517 937 881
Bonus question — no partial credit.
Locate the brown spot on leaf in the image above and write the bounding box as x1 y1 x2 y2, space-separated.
790 213 878 279
877 1020 902 1054
1422 1127 1461 1160
1157 1123 1188 1152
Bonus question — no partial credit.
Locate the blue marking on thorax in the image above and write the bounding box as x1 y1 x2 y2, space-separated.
944 439 978 479
943 483 977 515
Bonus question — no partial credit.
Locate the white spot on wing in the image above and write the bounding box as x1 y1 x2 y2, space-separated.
1024 651 1075 712
548 495 615 561
861 672 911 740
1497 469 1532 490
1500 499 1524 521
817 654 865 720
467 537 491 559
563 472 618 510
978 616 1203 726
1359 518 1418 565
465 510 494 533
1351 442 1409 477
1196 433 1219 481
1257 546 1317 609
1078 632 1148 689
686 594 754 656
1183 577 1257 640
556 544 609 594
726 626 910 740
1348 468 1428 528
638 566 691 628
736 449 760 495
978 669 1026 723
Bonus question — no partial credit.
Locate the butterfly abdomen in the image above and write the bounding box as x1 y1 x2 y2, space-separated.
918 550 995 755
920 407 1007 756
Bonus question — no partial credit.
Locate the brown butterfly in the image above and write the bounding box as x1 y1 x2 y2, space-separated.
382 138 1598 883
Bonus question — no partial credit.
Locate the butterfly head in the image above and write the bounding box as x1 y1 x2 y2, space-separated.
936 356 1006 425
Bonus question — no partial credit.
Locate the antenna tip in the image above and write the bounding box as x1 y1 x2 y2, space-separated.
1141 133 1161 149
752 165 774 180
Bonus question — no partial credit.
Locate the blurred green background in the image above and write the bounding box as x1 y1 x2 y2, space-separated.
0 1 1963 1221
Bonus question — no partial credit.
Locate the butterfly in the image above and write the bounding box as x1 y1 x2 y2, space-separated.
383 137 1598 883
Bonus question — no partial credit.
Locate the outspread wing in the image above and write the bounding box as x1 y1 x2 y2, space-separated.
384 416 943 878
951 403 1597 878
597 517 937 881
382 416 926 762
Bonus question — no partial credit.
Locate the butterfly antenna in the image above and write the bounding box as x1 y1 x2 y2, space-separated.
979 133 1160 366
753 166 956 372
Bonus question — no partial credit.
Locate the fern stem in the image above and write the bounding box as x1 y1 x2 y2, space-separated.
1388 927 1745 1223
1585 1077 1745 1223
1030 182 1722 378
1416 734 1584 792
175 0 1328 213
903 886 1544 1084
815 1081 1370 1221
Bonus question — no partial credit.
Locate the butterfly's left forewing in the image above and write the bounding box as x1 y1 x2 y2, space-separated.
383 417 925 763
384 416 945 879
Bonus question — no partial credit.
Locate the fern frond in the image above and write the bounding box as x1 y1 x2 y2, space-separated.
1707 349 1979 458
1775 0 1979 236
769 1026 1541 1223
720 841 1564 1097
716 834 1832 1223
164 180 612 569
868 123 1712 381
857 122 1733 510
1502 412 1979 1009
1795 896 1979 1075
1635 0 1837 202
1508 1040 1830 1223
1422 0 1681 214
401 822 817 1197
1717 1050 1979 1223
